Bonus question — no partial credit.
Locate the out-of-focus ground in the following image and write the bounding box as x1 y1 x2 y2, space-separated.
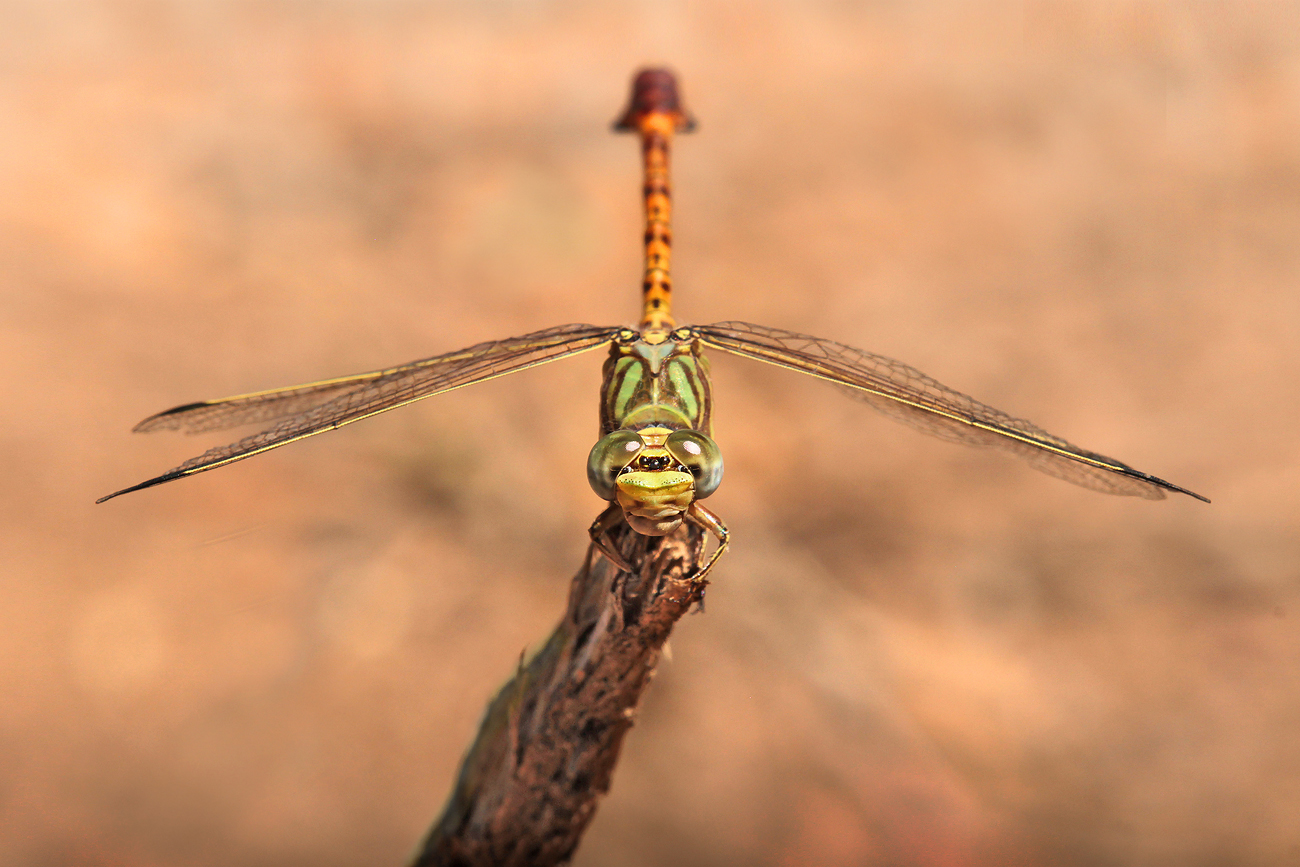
3 1 1297 865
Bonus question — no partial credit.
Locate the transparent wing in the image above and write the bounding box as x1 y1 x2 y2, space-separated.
695 322 1207 502
99 324 622 503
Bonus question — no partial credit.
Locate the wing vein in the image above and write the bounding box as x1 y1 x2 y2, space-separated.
696 321 1206 502
99 324 620 502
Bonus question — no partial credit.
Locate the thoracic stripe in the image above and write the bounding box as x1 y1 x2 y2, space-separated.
599 334 712 436
668 360 698 422
609 357 640 426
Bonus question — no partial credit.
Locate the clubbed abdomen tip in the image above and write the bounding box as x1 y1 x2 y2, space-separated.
614 68 696 133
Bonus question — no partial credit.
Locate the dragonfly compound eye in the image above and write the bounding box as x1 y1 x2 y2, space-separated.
587 430 646 500
665 430 723 498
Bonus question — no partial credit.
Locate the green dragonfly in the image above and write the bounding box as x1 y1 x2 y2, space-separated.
99 69 1207 580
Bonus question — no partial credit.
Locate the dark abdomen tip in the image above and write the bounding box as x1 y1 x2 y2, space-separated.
614 68 695 133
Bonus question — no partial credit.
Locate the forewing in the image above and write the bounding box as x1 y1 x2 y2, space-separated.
695 321 1206 502
100 324 621 502
133 375 391 434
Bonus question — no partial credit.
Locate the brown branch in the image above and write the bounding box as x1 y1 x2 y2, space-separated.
412 516 708 867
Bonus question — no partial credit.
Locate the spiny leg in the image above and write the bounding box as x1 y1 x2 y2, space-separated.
589 502 636 573
684 501 729 583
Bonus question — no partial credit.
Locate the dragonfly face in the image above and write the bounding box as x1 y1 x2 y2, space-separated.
587 426 723 536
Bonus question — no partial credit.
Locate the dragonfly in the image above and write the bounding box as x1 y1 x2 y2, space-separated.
99 69 1207 580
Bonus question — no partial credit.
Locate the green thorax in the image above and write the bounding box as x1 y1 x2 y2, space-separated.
599 328 712 435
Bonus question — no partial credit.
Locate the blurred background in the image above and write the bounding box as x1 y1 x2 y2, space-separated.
3 1 1297 864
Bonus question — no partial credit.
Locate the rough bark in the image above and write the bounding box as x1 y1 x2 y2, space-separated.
412 516 708 867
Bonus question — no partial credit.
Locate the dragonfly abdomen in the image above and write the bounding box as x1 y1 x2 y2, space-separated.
614 69 694 332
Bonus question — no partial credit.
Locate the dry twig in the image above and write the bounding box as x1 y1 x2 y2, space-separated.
413 516 708 867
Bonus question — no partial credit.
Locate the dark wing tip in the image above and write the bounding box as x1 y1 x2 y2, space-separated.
1140 472 1210 504
1170 483 1211 504
96 470 188 504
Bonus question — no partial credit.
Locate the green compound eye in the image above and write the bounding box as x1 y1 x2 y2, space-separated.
665 430 723 499
587 430 646 500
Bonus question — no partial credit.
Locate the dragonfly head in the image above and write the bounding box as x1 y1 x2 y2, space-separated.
587 427 723 536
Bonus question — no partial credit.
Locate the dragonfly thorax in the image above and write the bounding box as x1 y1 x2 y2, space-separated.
600 327 712 436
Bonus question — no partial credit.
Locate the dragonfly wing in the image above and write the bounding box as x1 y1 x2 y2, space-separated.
100 324 622 502
135 377 384 434
695 321 1207 502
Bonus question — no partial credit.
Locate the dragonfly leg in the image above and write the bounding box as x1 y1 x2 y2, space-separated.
589 503 637 573
684 501 729 583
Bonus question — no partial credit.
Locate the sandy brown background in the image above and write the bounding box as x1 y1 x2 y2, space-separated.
4 1 1297 865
